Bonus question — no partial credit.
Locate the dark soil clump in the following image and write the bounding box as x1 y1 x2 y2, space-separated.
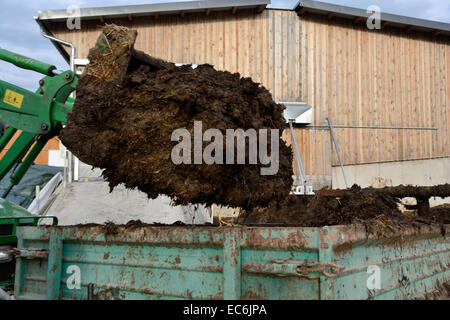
237 185 450 227
60 25 293 210
429 204 450 224
238 185 401 227
102 221 119 235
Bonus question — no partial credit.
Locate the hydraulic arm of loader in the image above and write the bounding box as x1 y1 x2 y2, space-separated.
0 48 77 197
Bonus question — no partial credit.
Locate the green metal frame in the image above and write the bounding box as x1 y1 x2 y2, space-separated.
0 216 58 286
0 47 72 286
0 47 77 197
0 49 56 76
0 216 58 245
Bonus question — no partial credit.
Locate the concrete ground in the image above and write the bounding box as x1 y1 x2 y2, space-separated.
43 163 212 225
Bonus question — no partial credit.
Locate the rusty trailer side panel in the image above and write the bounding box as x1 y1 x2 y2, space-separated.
13 224 450 300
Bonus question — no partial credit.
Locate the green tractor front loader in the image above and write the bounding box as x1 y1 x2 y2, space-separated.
0 47 76 286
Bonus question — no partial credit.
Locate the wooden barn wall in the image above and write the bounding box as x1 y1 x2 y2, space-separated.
48 9 449 178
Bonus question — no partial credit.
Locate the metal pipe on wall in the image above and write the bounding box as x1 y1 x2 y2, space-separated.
301 125 439 131
326 117 349 189
38 24 77 185
289 121 308 188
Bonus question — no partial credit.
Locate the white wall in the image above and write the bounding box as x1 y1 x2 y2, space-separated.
332 157 450 206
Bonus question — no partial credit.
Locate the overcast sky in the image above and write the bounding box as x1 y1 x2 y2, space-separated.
1 0 449 90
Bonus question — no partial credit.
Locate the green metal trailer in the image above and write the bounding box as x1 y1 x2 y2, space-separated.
0 199 57 286
12 223 449 300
